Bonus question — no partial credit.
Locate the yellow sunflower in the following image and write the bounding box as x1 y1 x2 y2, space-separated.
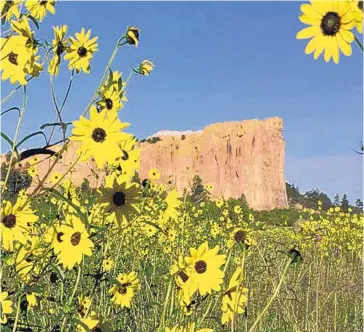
230 228 256 249
109 271 139 308
76 311 111 332
70 106 131 168
1 0 22 22
97 175 141 226
126 26 140 47
137 59 155 76
0 292 13 324
102 258 114 272
221 268 248 325
185 242 226 296
1 199 38 252
349 0 363 33
148 168 160 180
48 25 68 76
25 0 56 22
26 292 38 309
45 224 69 258
96 85 123 113
206 183 214 191
164 189 181 221
0 35 33 85
64 28 98 74
113 136 140 173
296 1 357 64
49 171 62 184
27 166 38 178
55 215 94 270
100 70 124 93
170 256 197 306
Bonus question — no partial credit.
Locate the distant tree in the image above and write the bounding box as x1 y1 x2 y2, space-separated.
340 194 350 212
190 175 205 202
355 198 363 210
304 189 332 210
333 194 340 206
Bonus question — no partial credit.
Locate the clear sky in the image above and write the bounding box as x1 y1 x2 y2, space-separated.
1 1 363 202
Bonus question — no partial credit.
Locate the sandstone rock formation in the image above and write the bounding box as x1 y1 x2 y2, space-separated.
3 117 288 210
138 117 288 210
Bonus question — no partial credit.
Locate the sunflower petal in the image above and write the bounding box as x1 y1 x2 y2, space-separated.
296 25 321 39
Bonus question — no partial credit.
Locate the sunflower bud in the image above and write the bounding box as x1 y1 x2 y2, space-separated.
137 60 155 76
126 26 140 47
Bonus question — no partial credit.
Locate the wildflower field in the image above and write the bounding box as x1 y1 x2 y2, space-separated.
0 1 363 332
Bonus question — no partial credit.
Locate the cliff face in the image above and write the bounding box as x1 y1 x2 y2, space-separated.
138 117 288 210
4 117 288 210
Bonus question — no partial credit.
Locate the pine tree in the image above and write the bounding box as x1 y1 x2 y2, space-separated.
340 194 350 212
355 198 363 210
333 194 340 206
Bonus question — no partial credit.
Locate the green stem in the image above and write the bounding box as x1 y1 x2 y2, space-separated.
12 294 22 332
1 86 27 198
248 258 291 332
60 265 82 332
354 35 363 52
158 279 172 332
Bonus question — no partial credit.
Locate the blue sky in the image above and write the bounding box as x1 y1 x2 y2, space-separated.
1 1 363 202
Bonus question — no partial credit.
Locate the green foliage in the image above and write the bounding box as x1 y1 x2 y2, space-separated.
286 182 331 210
1 164 32 199
189 175 206 202
340 193 350 212
139 136 162 144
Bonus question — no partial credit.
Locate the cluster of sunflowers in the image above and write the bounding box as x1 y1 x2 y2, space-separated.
0 1 363 331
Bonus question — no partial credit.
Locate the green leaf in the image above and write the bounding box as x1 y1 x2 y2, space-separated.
117 77 123 91
15 131 48 149
24 285 43 294
28 15 40 30
44 39 52 48
51 263 66 281
1 107 21 117
40 122 72 130
1 131 19 160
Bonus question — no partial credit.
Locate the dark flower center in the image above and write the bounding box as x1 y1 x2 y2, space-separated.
77 46 87 57
8 52 18 65
195 260 207 274
118 283 130 294
91 128 106 143
2 214 16 228
56 42 65 57
321 12 341 36
91 328 102 332
113 191 126 207
105 98 113 110
234 230 246 243
177 271 189 283
56 232 64 243
70 232 81 246
121 150 129 161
